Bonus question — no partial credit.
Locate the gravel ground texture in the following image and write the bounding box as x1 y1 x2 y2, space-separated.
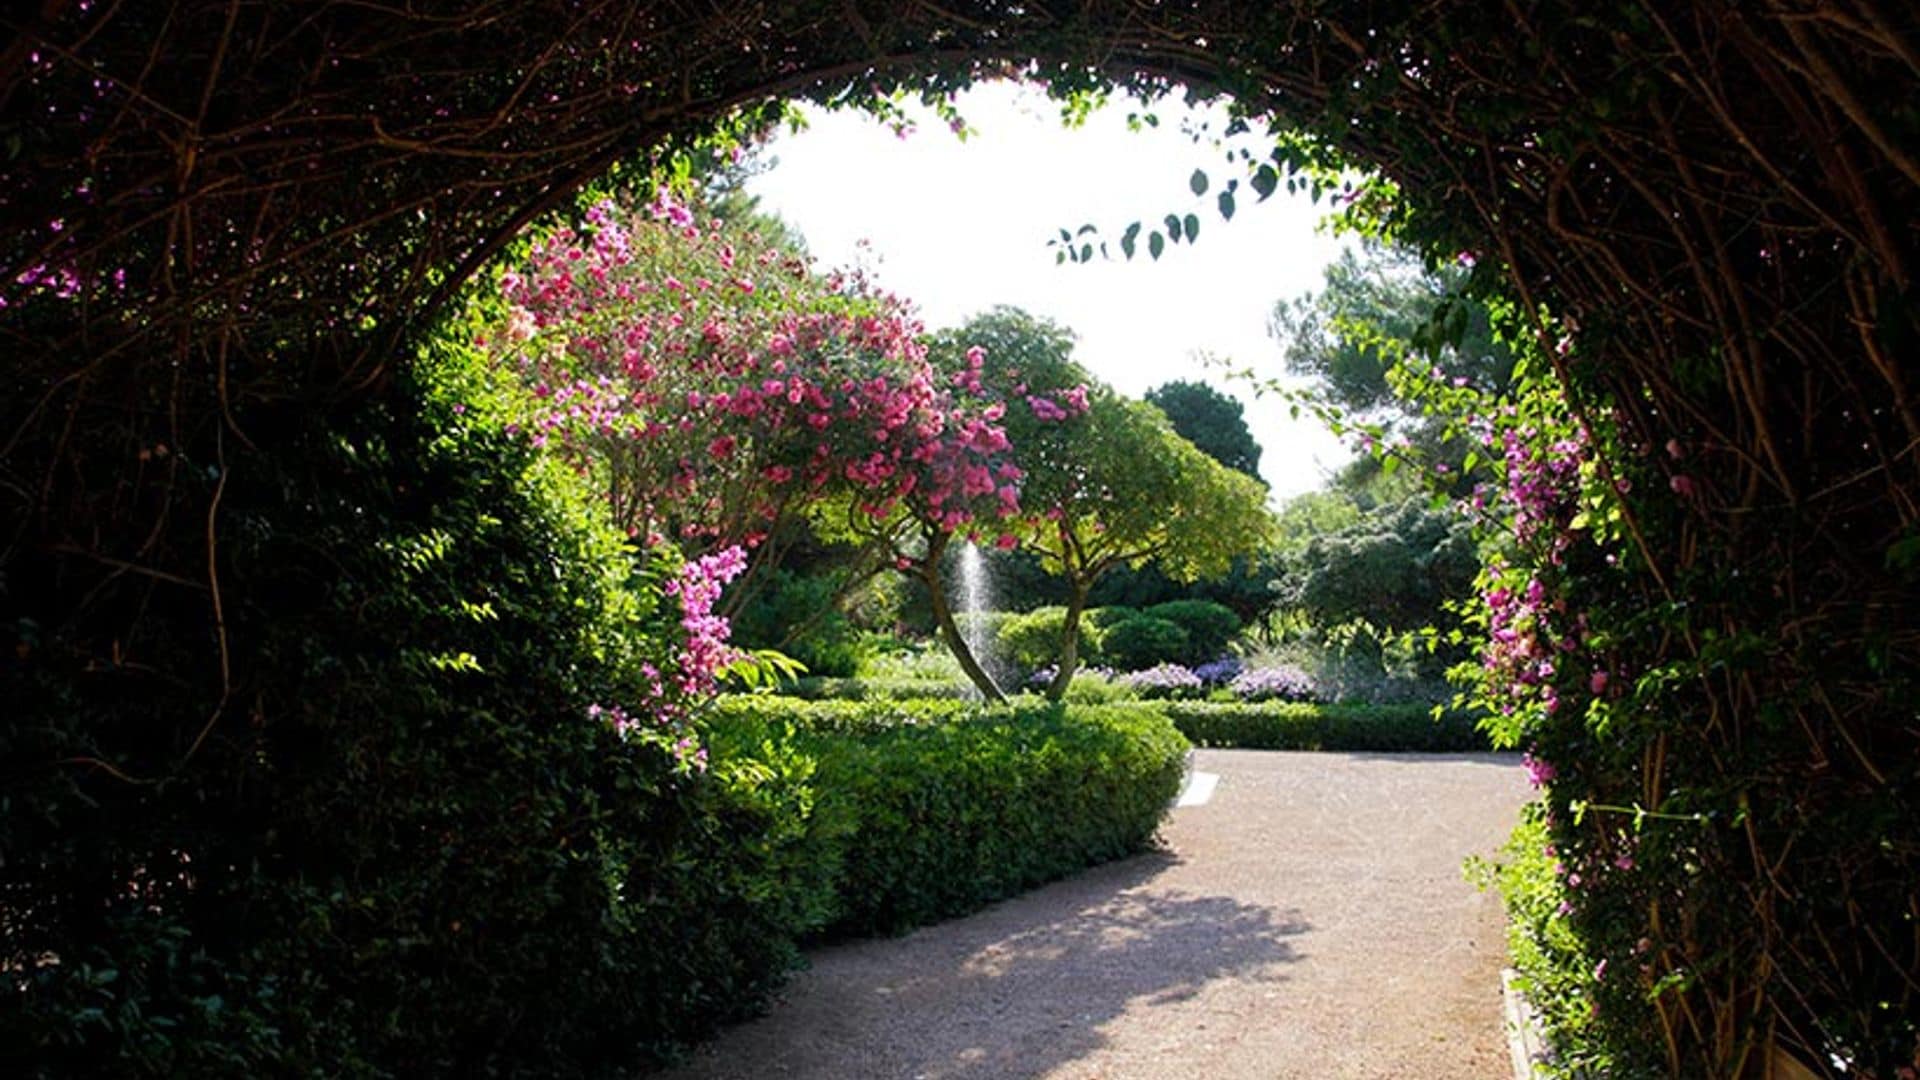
660 749 1532 1080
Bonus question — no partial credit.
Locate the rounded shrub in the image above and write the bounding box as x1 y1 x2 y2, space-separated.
995 605 1067 674
1142 600 1241 665
1100 615 1189 672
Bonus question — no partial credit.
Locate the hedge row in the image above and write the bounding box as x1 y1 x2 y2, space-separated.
775 675 974 702
1121 700 1493 753
705 698 1192 937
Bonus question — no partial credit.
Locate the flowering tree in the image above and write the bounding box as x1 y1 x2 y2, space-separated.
483 191 1019 631
812 332 1090 702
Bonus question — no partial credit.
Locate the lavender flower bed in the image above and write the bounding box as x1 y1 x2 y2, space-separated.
1228 665 1321 703
1191 657 1244 686
1123 663 1205 698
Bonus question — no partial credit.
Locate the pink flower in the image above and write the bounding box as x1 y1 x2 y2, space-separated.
1670 474 1696 497
1590 670 1609 694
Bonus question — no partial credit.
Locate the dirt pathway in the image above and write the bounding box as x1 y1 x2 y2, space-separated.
661 749 1532 1080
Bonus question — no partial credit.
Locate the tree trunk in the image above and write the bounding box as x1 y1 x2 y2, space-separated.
921 531 1006 703
1045 579 1091 702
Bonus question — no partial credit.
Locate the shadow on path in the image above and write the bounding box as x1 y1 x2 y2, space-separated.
662 851 1310 1079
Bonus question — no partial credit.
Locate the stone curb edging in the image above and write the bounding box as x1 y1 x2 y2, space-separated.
1503 968 1549 1079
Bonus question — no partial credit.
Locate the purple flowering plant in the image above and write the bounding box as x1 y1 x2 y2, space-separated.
1228 665 1319 703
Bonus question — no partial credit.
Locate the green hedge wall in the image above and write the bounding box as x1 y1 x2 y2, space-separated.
1123 701 1492 753
775 675 974 702
705 698 1191 936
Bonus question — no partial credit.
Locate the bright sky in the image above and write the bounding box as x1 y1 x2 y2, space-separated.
744 81 1352 499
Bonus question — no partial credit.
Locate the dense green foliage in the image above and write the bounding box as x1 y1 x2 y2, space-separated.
705 697 1190 935
0 366 816 1076
1134 701 1489 754
727 562 870 677
777 675 975 702
1466 812 1643 1077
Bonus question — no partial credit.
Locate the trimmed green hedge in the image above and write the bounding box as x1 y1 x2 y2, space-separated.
705 698 1190 936
776 675 974 702
1118 700 1492 753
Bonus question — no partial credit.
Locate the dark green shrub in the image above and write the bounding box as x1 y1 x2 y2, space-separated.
728 567 869 677
1100 615 1189 671
0 356 834 1077
1131 700 1490 753
1143 600 1241 664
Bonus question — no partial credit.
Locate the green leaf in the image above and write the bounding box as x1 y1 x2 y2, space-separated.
1183 213 1200 241
1164 213 1183 242
1218 191 1235 220
1251 165 1278 201
1189 168 1209 196
1120 222 1141 259
1148 231 1166 260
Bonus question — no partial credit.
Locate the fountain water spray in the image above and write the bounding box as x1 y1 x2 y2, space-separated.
955 541 999 698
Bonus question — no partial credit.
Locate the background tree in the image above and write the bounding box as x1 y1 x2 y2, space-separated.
1274 497 1478 680
1269 240 1515 493
1143 378 1263 480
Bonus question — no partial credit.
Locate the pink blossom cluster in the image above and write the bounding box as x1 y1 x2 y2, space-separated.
663 545 749 702
486 198 1039 545
583 545 747 773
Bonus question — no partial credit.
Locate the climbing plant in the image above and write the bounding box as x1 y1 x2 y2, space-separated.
4 3 1917 1075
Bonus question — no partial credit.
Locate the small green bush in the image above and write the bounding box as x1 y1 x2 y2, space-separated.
1142 600 1241 664
1123 700 1491 753
1100 615 1189 671
995 606 1068 673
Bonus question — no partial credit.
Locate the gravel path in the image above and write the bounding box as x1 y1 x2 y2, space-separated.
661 749 1532 1080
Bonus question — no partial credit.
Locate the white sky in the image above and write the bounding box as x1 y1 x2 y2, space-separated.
744 81 1352 499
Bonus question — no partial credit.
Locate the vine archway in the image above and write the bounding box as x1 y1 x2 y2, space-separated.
5 3 1915 1074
